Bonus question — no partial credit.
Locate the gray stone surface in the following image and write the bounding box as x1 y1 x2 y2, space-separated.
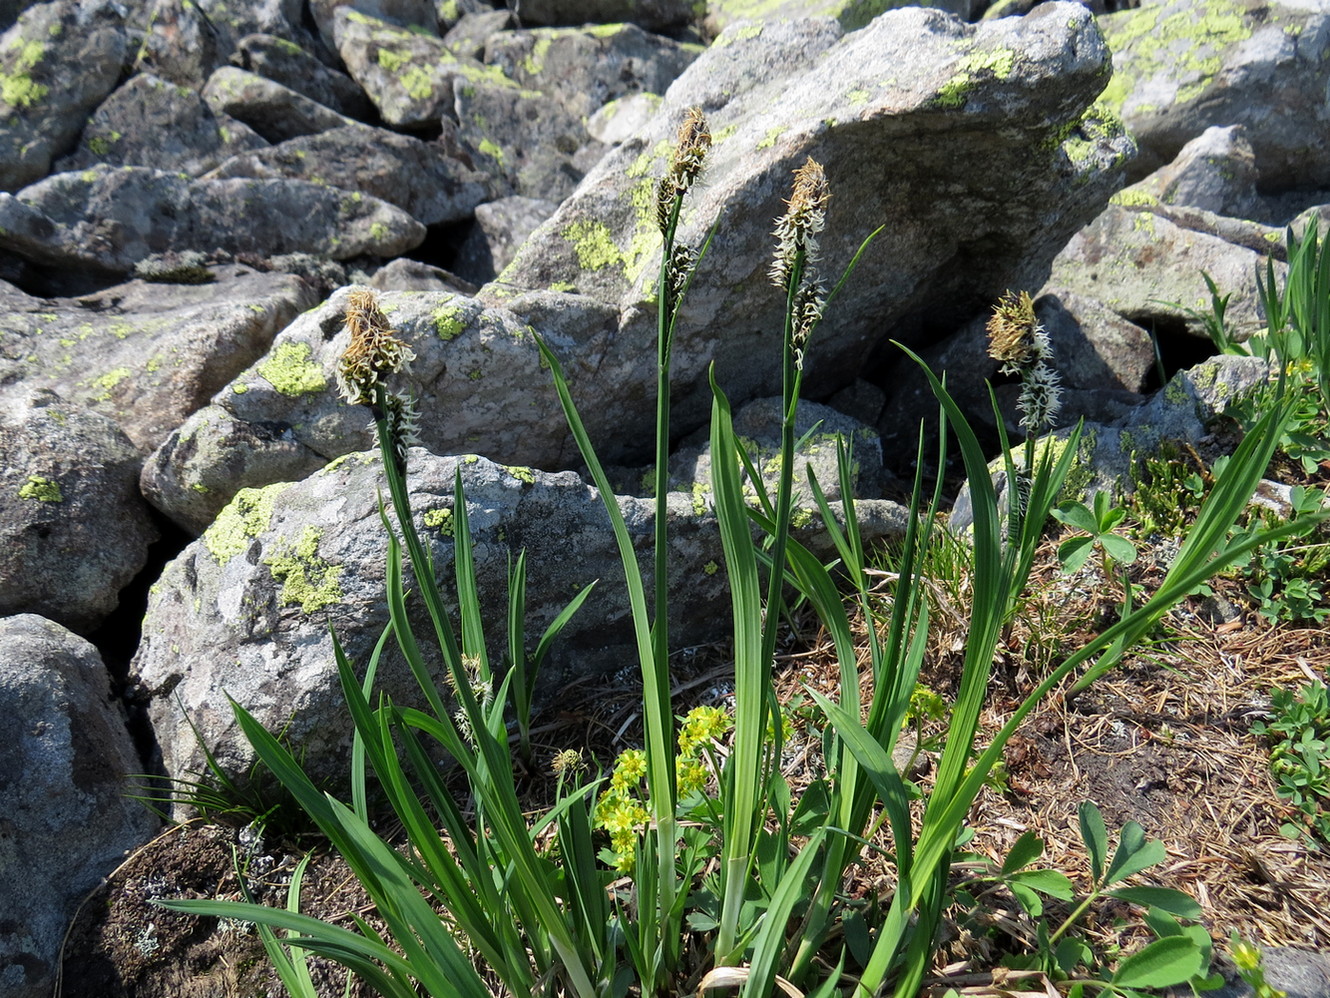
201 66 357 144
129 0 308 87
204 122 490 226
0 265 317 452
704 0 978 36
311 0 437 53
442 7 513 60
495 4 1133 456
6 166 425 274
0 614 158 998
454 195 560 285
1099 0 1330 190
0 393 158 631
334 7 513 128
55 72 269 177
234 32 376 120
483 23 701 120
513 0 694 31
131 448 908 787
454 79 599 200
1125 125 1262 220
1046 203 1282 342
0 0 128 192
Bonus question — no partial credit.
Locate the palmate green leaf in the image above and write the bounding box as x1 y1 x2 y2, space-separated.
1058 535 1096 573
1053 501 1100 535
1101 533 1138 565
1110 935 1209 989
1008 869 1074 900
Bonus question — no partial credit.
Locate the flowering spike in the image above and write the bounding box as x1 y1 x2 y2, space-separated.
337 288 417 407
770 156 829 290
986 290 1061 433
656 106 711 233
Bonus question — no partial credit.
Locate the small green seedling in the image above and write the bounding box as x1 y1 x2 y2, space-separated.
1054 492 1138 576
1252 681 1330 844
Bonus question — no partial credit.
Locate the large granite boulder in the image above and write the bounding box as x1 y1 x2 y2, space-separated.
0 614 158 998
0 0 128 192
131 449 909 787
0 391 157 632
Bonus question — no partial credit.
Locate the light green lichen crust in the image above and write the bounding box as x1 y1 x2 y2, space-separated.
2 38 49 109
1099 0 1259 113
257 341 328 397
18 474 61 502
263 525 343 614
934 47 1016 108
562 220 623 271
204 483 292 563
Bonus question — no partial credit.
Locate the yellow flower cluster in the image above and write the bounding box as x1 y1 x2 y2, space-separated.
593 706 733 872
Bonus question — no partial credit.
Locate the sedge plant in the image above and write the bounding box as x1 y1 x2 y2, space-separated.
157 115 1325 998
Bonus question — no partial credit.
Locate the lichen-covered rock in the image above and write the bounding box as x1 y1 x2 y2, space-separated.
129 0 307 87
234 32 375 119
1123 124 1261 220
0 0 128 192
0 614 158 998
1046 202 1282 341
442 7 514 60
7 165 425 273
949 355 1275 530
204 122 490 226
454 79 600 201
334 7 516 128
454 195 560 284
0 392 157 631
483 23 701 120
311 0 438 53
496 5 1132 453
1098 0 1330 190
132 448 907 788
139 286 613 531
512 0 694 31
55 72 269 177
0 266 317 452
201 66 357 144
703 0 978 36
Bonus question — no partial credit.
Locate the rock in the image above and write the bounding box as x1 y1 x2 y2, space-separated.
203 122 490 227
0 0 128 192
877 288 1154 456
704 0 978 36
0 393 158 631
442 8 513 60
587 93 662 146
1212 948 1330 998
1098 0 1330 190
131 448 908 788
139 286 612 531
0 614 158 998
129 0 307 88
365 257 478 294
949 355 1273 531
496 5 1132 451
0 265 317 452
1124 125 1261 220
513 0 693 31
454 79 600 201
1045 202 1282 341
8 166 425 274
234 32 376 120
54 72 269 177
668 397 887 508
311 0 437 53
335 7 515 128
454 195 560 285
201 66 357 144
482 23 701 120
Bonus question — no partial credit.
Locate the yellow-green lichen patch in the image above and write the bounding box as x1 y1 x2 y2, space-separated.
257 341 327 396
477 137 505 164
790 507 816 529
18 474 61 502
1061 103 1130 168
423 506 454 535
1099 0 1257 112
522 34 553 76
377 48 411 72
263 525 343 614
548 280 576 293
690 481 709 515
847 88 870 105
562 219 623 271
934 47 1017 108
204 482 292 564
504 465 535 485
703 560 719 576
370 221 389 241
88 366 132 402
756 125 785 150
1 38 48 108
1110 188 1160 208
433 301 467 340
400 65 436 101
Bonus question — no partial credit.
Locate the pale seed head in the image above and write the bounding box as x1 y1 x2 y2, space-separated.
986 290 1040 370
337 289 416 406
